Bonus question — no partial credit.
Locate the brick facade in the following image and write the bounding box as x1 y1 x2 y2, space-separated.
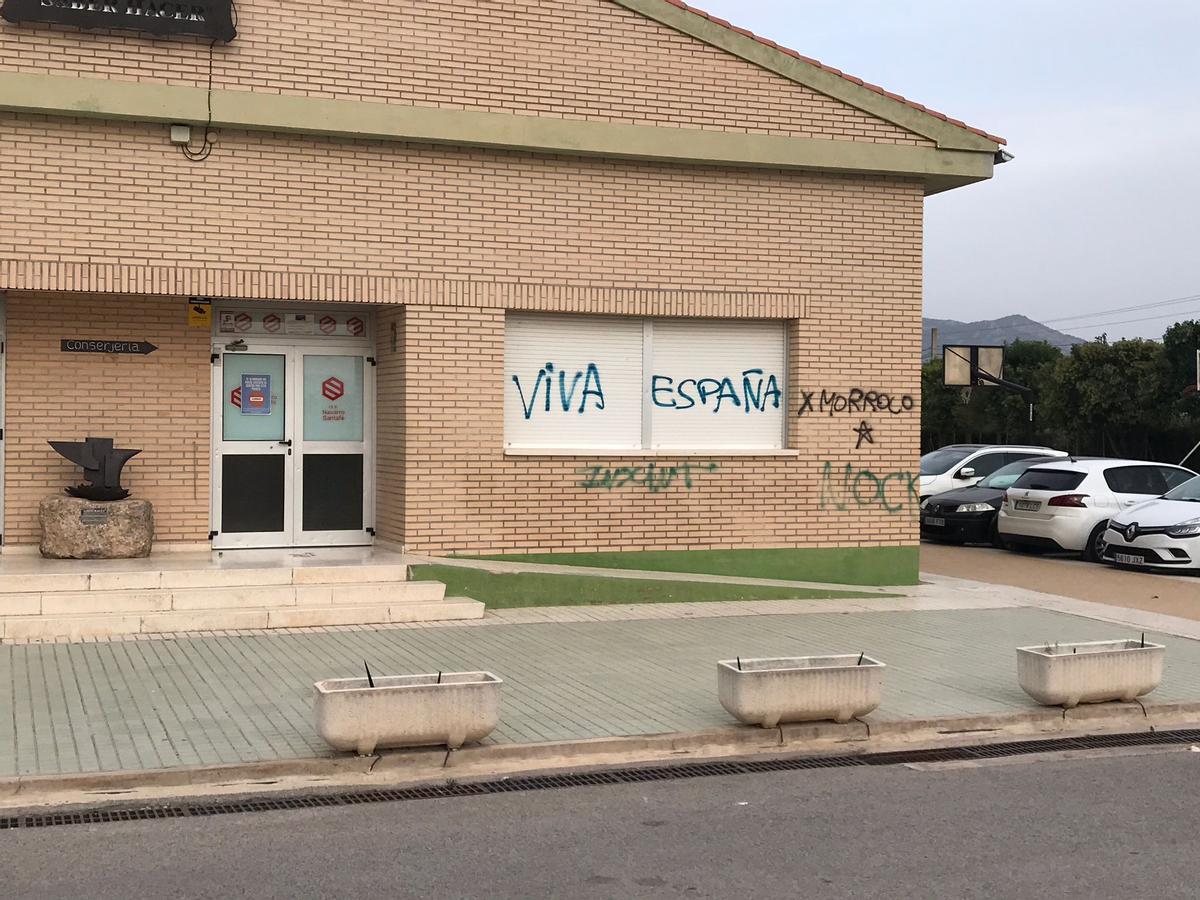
0 0 930 145
0 0 940 554
2 293 211 546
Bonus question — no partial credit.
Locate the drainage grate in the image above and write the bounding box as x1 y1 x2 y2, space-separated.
4 728 1200 830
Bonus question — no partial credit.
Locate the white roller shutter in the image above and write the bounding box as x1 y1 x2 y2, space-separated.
648 319 785 450
504 313 644 449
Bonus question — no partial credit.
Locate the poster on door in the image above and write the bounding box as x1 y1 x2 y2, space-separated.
240 374 272 415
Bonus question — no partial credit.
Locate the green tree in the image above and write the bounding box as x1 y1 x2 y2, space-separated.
1041 339 1171 458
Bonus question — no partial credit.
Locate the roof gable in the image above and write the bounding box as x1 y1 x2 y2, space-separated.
614 0 1004 149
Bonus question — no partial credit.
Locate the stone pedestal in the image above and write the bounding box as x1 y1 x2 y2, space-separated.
39 496 154 559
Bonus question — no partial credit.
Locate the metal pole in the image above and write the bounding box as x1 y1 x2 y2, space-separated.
1180 436 1200 468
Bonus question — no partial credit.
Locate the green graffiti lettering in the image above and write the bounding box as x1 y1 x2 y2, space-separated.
577 461 718 492
818 461 916 514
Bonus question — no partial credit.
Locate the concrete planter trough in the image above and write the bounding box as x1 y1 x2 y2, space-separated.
314 671 502 755
717 655 885 728
1016 639 1165 708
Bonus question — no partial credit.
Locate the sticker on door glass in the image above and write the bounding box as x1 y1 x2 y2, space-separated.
304 356 363 441
240 374 272 415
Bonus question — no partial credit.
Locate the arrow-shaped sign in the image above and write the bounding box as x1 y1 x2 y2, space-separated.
61 339 159 355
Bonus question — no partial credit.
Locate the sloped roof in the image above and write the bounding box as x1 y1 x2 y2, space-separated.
650 0 1006 146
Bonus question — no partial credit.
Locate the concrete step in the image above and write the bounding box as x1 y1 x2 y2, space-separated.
1 596 485 640
0 563 417 594
0 581 447 616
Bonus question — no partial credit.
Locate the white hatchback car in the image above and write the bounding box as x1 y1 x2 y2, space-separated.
998 458 1197 561
1103 475 1200 571
919 444 1066 502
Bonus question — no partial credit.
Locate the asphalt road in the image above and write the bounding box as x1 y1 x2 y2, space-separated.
4 749 1200 899
922 541 1200 621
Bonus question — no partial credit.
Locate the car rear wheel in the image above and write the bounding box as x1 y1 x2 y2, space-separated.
1083 521 1109 563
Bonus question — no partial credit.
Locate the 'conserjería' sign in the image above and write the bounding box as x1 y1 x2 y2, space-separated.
1 0 236 42
61 339 159 355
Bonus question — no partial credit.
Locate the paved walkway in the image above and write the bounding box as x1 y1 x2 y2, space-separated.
923 542 1200 621
6 578 1200 778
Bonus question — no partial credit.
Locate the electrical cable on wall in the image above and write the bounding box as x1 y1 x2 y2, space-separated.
179 0 235 163
180 39 217 162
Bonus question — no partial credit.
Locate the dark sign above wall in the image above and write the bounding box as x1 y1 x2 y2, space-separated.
1 0 236 42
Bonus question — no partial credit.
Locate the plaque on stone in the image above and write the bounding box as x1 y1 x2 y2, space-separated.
80 507 110 526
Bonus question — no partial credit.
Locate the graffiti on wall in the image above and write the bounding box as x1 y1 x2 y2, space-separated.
578 461 719 492
650 370 782 414
512 362 607 419
797 389 915 417
852 421 875 450
817 461 918 513
511 363 782 418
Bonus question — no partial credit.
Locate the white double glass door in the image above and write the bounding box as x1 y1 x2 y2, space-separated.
212 343 374 549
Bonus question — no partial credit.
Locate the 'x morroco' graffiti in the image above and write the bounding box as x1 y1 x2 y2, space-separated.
818 461 918 513
797 389 915 417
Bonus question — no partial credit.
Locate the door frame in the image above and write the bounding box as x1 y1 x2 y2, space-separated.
209 310 375 549
292 344 376 547
0 293 6 547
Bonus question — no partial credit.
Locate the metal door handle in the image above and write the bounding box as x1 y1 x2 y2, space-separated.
279 439 292 447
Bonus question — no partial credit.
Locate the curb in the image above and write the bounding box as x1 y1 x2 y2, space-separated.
5 700 1200 809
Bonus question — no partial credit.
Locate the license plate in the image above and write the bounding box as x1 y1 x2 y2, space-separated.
1014 500 1041 511
924 516 946 527
1112 553 1144 566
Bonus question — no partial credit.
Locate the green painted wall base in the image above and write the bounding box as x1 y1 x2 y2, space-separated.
411 565 880 609
462 546 920 587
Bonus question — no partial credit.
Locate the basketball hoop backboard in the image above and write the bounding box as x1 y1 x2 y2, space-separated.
943 345 1004 387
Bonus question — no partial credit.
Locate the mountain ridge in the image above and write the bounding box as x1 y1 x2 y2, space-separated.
922 314 1085 358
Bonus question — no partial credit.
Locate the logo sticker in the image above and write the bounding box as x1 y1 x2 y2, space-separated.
322 376 345 401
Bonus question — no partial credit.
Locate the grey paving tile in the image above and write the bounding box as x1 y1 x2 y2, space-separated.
4 607 1200 777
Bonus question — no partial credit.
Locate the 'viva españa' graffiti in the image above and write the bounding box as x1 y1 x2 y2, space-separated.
651 370 781 413
818 462 918 513
512 362 606 419
579 461 718 491
511 363 782 418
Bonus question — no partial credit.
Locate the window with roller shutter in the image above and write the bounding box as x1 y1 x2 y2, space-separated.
504 312 786 451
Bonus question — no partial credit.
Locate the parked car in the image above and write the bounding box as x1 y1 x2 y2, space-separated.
920 456 1061 546
1102 474 1200 571
998 458 1197 561
919 444 1066 501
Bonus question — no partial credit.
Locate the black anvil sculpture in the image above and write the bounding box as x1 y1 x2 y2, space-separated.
49 437 142 501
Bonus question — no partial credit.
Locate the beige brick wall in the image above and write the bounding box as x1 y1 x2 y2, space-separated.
1 115 919 293
0 120 923 551
0 0 929 146
0 0 928 552
374 305 406 545
385 298 921 555
2 293 211 546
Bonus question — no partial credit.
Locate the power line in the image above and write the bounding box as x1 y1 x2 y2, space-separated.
1039 291 1200 325
926 289 1200 341
1055 306 1200 333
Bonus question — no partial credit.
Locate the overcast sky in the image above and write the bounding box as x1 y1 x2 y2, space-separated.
695 1 1200 341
